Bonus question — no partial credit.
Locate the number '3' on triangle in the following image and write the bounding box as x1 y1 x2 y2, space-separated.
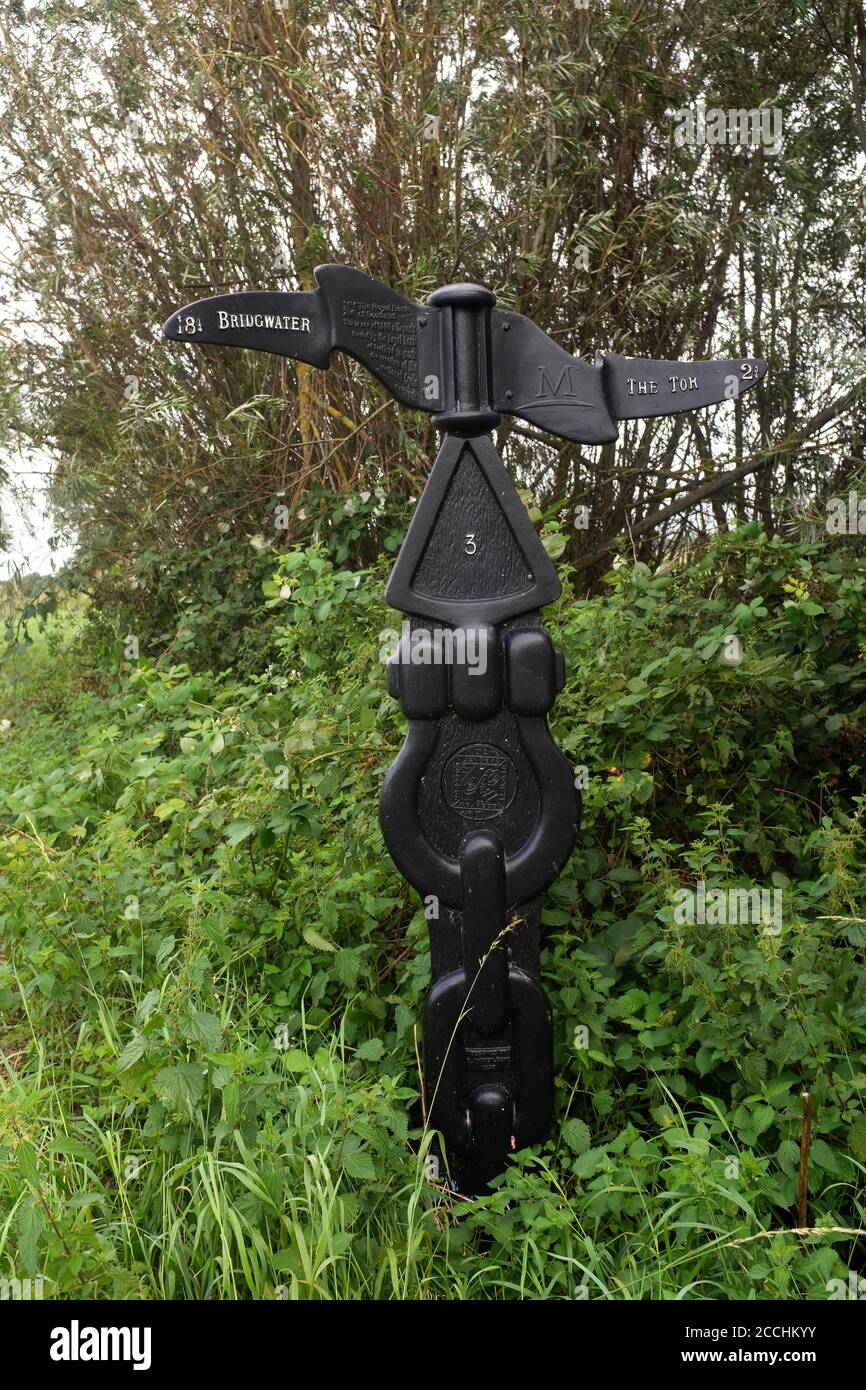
384 434 561 625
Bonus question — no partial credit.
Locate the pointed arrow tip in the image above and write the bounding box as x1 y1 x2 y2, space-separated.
163 302 202 340
739 357 768 396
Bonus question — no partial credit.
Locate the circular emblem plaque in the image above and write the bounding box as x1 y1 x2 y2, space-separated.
441 742 518 820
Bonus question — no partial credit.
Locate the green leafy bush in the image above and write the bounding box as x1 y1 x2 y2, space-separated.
0 524 863 1298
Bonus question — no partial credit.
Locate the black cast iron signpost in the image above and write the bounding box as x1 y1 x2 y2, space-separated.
165 266 766 1194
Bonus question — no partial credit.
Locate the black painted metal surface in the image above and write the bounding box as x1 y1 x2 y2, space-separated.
164 264 767 1194
380 430 576 1191
164 264 767 445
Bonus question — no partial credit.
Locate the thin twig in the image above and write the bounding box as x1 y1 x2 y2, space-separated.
798 1089 812 1230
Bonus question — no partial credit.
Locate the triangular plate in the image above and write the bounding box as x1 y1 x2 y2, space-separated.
385 434 560 624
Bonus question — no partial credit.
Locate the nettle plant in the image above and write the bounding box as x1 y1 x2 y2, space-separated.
541 521 866 1199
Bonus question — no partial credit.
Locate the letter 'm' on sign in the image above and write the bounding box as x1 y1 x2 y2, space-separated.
536 365 575 397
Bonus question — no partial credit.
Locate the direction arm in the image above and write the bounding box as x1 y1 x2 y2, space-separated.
164 264 443 412
490 321 767 444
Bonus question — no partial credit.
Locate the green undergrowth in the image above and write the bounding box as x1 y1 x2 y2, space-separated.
0 521 864 1298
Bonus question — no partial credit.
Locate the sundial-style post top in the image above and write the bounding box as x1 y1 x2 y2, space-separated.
164 263 767 1195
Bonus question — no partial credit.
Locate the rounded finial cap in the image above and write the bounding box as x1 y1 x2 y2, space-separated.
427 282 496 308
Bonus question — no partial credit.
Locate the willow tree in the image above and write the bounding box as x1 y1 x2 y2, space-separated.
0 0 863 647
